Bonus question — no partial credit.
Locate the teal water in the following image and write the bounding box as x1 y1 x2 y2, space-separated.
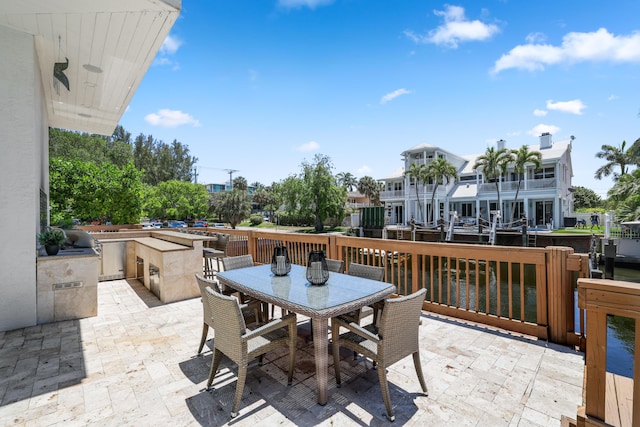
601 267 639 378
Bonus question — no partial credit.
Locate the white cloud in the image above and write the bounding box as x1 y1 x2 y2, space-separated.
525 32 546 44
357 165 372 175
297 141 320 152
533 109 547 117
546 99 586 115
154 34 182 70
380 88 412 104
144 109 200 127
528 123 560 137
506 131 522 137
160 35 182 55
154 58 172 66
493 28 640 73
608 94 619 101
278 0 334 9
404 5 499 48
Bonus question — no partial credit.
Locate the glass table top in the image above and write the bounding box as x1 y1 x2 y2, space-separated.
217 264 395 316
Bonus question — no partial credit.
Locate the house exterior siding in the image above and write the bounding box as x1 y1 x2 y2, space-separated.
379 135 574 229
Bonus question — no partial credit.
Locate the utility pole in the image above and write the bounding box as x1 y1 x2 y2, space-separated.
193 166 239 189
224 169 239 190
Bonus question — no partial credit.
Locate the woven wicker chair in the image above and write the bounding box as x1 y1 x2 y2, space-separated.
222 255 269 322
195 274 261 354
325 258 345 273
304 258 344 342
221 254 253 271
204 286 297 418
332 288 428 421
203 233 231 273
341 262 384 324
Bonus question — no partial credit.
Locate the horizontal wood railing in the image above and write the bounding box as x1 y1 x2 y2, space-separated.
190 228 590 344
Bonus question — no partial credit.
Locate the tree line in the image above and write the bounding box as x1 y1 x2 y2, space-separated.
48 127 383 230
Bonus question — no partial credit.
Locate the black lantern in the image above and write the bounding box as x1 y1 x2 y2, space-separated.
306 250 329 285
271 246 291 276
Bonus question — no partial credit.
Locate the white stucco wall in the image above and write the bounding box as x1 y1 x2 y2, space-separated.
0 25 46 331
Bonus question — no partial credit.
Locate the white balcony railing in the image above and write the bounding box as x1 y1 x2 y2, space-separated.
478 178 556 194
380 190 405 199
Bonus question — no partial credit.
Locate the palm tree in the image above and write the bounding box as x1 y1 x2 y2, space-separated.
595 140 632 181
628 137 640 165
233 176 248 191
336 172 358 191
219 188 251 229
509 145 542 224
404 162 426 223
424 158 458 225
608 168 640 222
357 176 381 206
473 146 511 223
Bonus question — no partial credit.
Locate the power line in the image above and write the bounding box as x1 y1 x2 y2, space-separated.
193 166 240 188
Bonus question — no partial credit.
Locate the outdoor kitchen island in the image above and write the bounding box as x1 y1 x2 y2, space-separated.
35 230 210 326
36 247 100 324
93 230 211 304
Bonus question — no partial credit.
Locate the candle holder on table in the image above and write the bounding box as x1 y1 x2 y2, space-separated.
271 246 291 276
306 250 329 285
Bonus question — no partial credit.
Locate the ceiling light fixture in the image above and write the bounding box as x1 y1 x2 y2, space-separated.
82 64 103 73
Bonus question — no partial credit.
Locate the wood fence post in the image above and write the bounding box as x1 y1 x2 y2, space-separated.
326 235 337 260
546 246 575 344
246 230 257 261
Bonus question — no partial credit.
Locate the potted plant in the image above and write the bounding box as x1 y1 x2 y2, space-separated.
38 228 66 256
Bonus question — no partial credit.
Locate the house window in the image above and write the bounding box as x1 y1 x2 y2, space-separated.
534 167 555 179
394 182 403 191
461 203 473 217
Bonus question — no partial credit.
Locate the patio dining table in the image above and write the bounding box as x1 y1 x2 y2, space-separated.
216 263 396 405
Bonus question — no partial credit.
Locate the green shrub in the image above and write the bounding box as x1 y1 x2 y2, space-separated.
249 214 263 226
38 228 66 246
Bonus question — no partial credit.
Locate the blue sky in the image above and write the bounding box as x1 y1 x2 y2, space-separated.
120 0 640 197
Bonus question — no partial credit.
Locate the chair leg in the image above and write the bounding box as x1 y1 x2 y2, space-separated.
331 325 342 387
287 322 297 385
231 363 248 418
377 364 394 422
197 323 209 354
203 256 213 279
412 352 428 395
207 349 223 388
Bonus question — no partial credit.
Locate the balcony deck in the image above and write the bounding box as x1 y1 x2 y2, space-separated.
0 278 584 426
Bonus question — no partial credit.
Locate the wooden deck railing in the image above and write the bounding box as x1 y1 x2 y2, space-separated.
577 278 640 426
208 228 590 345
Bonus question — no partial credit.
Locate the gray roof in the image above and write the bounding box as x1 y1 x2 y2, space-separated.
459 140 572 175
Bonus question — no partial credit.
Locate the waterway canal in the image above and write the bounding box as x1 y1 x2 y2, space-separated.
586 266 640 378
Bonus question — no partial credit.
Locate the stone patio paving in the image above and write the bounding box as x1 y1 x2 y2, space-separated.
0 278 584 426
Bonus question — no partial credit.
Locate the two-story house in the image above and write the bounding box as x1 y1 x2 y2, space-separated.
379 133 574 229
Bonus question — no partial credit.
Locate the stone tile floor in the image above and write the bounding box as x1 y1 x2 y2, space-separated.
0 279 584 426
